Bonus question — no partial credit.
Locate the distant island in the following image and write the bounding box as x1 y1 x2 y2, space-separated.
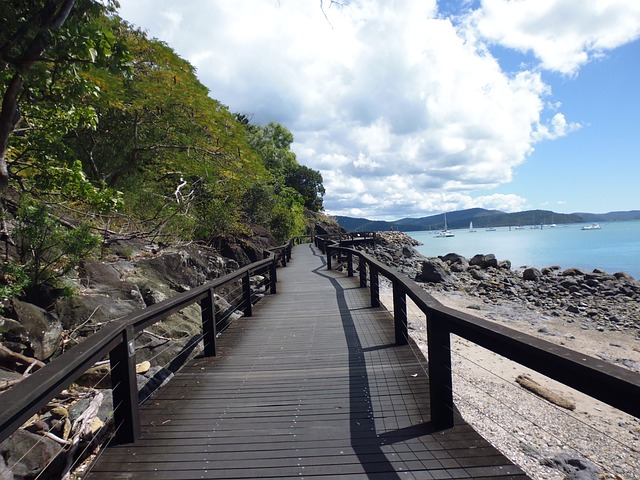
335 208 640 232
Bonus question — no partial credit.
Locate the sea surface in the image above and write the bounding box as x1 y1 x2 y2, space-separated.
407 220 640 279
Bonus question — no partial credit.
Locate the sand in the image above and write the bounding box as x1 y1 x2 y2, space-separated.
379 283 640 479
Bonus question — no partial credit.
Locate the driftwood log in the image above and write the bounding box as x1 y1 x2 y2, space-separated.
515 374 576 410
0 344 45 372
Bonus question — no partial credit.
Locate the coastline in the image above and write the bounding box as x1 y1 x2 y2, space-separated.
365 232 640 479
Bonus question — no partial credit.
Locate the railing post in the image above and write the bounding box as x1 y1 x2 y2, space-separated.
427 313 454 430
347 252 353 277
281 250 287 267
110 325 140 444
393 279 408 345
326 246 332 270
359 256 366 287
242 271 253 318
270 258 277 294
370 264 380 308
201 288 217 357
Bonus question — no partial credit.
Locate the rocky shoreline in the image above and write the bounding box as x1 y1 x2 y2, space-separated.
368 231 640 335
363 231 640 480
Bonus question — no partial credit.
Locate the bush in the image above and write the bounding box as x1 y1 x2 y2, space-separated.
14 200 101 288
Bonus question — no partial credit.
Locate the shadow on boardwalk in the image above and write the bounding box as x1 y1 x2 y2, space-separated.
86 243 528 479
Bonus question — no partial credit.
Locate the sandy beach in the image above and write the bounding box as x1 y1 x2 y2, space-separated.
379 283 640 479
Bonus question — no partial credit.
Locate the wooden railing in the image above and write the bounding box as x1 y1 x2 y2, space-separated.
0 240 293 445
325 244 640 428
314 232 377 251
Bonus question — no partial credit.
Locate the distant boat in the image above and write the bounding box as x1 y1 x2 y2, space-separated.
469 221 477 233
434 213 454 238
581 223 601 230
485 227 496 232
514 226 526 230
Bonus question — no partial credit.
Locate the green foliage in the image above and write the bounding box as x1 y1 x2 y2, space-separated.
1 5 326 258
1 1 131 209
0 262 29 311
285 164 325 212
14 200 101 287
269 187 306 243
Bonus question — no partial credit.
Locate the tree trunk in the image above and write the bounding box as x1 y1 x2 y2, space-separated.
0 0 76 200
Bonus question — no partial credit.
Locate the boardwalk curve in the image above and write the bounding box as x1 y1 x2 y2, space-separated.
86 243 527 479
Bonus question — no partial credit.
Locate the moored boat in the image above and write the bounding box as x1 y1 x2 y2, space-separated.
581 223 601 230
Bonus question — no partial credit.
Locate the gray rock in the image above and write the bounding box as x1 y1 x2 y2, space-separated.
440 253 467 265
12 300 62 360
0 429 65 480
523 268 542 281
0 455 13 480
540 451 601 479
562 267 585 277
417 259 452 283
469 254 498 269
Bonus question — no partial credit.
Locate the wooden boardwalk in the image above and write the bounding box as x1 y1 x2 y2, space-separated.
86 244 528 479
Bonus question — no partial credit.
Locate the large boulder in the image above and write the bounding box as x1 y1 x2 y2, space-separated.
522 268 542 281
12 300 62 360
439 253 467 266
417 259 452 283
469 254 498 269
0 429 65 480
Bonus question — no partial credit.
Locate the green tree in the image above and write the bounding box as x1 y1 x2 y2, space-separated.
14 199 100 287
71 30 270 241
0 0 129 203
285 164 325 212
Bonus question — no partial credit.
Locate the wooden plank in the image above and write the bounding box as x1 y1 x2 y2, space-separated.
86 244 529 480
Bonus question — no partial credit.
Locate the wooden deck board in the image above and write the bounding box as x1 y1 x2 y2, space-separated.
86 243 528 479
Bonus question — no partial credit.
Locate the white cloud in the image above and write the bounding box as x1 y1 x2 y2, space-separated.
116 0 637 220
467 0 640 75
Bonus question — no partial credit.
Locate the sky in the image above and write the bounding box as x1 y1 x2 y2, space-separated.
116 0 640 220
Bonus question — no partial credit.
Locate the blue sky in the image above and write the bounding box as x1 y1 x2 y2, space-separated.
116 0 640 220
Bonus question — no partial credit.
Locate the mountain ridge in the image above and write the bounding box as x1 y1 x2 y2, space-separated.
335 208 640 232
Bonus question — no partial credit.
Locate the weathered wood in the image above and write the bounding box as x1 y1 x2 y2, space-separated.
516 374 576 410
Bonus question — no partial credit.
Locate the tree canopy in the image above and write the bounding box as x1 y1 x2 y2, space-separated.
0 0 326 295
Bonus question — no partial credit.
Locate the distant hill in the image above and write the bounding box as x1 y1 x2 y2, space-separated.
335 208 638 232
573 210 640 222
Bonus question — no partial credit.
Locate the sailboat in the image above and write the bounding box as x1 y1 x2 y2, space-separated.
434 213 454 238
469 221 477 233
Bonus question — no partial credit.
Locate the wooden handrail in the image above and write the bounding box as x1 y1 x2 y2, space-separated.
326 244 640 429
0 240 293 445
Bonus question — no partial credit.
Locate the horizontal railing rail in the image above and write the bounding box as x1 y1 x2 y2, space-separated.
0 239 294 445
314 232 377 253
326 244 640 429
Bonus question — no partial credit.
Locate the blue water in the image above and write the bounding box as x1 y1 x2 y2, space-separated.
408 220 640 279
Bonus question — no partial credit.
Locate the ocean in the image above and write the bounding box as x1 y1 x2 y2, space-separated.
407 220 640 279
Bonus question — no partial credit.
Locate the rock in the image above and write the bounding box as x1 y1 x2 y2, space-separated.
440 253 467 265
0 429 65 480
79 258 122 288
0 455 13 480
562 267 585 276
12 300 63 360
522 268 542 281
0 317 29 346
469 254 498 269
470 269 487 281
613 271 635 281
498 260 511 270
540 451 601 479
417 259 452 283
401 246 414 258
